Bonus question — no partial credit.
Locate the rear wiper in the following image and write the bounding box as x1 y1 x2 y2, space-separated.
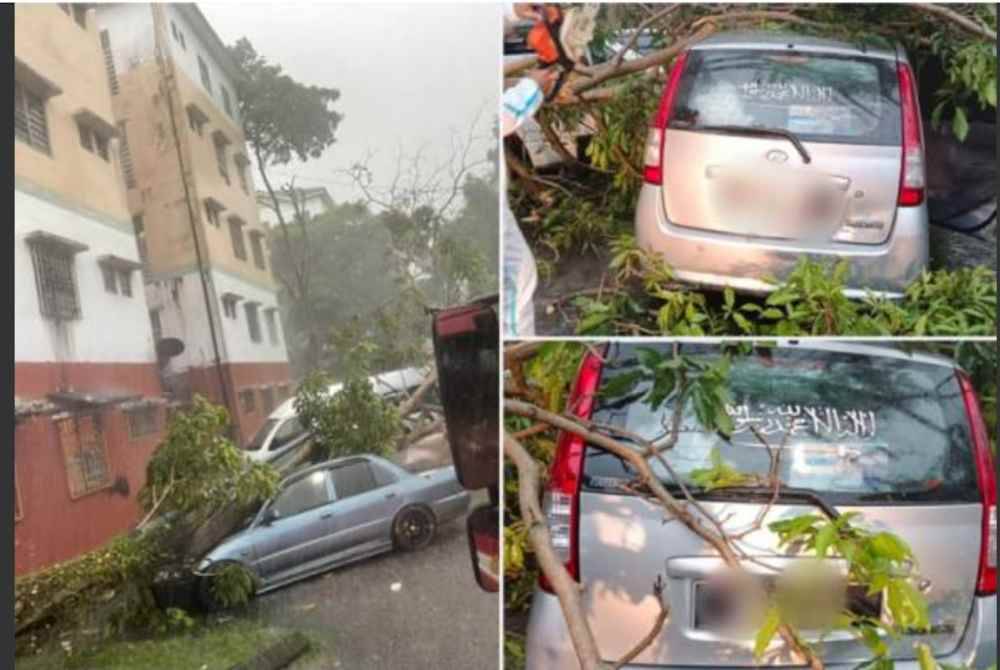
688 485 840 521
677 123 812 165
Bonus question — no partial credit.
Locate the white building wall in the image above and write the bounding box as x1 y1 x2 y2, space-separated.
15 184 157 365
162 5 240 123
94 4 157 76
258 195 330 227
147 268 288 371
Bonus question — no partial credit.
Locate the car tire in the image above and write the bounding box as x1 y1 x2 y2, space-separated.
392 505 437 552
196 560 256 613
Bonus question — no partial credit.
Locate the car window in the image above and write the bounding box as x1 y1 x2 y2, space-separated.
671 49 902 146
584 344 979 504
331 461 378 499
271 470 331 518
270 417 305 450
370 460 399 487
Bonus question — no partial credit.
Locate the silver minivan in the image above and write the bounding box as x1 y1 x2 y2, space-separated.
525 342 996 668
636 33 929 297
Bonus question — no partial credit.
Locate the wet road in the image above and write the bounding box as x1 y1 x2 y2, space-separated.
247 490 498 670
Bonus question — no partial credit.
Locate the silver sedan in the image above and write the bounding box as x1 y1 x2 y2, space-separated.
197 454 470 605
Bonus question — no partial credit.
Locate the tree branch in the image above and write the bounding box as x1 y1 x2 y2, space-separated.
911 3 996 41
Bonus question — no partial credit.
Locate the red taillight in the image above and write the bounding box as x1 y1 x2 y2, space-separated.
896 63 925 207
643 50 689 185
539 349 604 594
957 371 997 596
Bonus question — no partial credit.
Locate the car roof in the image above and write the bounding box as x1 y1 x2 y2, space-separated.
280 454 391 485
692 31 900 62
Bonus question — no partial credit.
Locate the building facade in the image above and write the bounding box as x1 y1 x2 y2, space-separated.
256 185 334 228
14 4 169 575
95 4 292 445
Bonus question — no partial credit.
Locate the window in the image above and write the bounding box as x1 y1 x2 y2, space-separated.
132 214 147 266
28 239 82 320
249 231 266 270
187 108 205 136
271 470 330 519
204 201 222 227
99 30 119 95
171 22 187 50
371 460 400 488
276 384 291 401
197 55 212 93
149 309 162 341
271 416 304 450
71 4 87 29
221 86 233 118
77 123 110 161
214 137 230 184
14 81 51 153
101 264 117 294
221 295 238 319
126 406 158 440
265 308 279 345
239 389 256 413
245 302 261 342
229 217 247 260
118 122 135 188
331 461 377 499
57 414 111 499
261 386 276 414
59 4 70 14
118 270 132 297
235 159 249 193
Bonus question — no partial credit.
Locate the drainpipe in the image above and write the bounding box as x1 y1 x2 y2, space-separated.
151 6 237 438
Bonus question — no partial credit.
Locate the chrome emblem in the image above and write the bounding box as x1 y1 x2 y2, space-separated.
766 149 788 163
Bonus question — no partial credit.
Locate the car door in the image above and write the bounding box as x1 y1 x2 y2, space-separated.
326 460 400 560
252 469 336 582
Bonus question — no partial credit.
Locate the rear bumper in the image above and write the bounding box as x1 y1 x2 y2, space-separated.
634 185 929 298
525 591 996 670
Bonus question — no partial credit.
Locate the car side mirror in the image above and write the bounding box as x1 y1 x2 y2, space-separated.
262 507 280 526
466 504 499 593
431 296 499 491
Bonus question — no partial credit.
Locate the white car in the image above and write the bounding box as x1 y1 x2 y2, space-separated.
242 366 430 465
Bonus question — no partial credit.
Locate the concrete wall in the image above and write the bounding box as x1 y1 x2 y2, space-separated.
14 4 132 223
258 193 331 227
14 405 166 575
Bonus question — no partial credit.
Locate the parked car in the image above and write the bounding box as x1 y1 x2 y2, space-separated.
197 454 470 606
242 366 429 465
526 341 996 668
637 32 930 297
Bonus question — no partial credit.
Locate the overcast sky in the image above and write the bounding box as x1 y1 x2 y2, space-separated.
201 2 500 205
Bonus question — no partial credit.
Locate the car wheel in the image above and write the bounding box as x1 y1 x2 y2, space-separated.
197 560 256 613
392 506 437 552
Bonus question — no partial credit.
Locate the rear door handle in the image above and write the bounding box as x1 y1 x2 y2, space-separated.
385 492 397 500
320 512 333 519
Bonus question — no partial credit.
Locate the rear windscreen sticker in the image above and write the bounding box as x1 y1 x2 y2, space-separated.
726 403 878 440
739 80 835 105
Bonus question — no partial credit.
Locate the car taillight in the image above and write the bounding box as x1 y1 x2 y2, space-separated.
957 371 996 596
539 349 604 593
643 50 689 186
896 63 925 207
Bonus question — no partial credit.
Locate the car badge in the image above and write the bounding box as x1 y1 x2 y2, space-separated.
766 149 789 164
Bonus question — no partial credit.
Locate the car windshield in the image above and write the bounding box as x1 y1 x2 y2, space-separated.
584 344 980 504
670 49 902 146
245 418 278 451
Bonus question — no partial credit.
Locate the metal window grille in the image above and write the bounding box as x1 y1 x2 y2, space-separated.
31 244 81 320
127 406 158 439
198 55 212 93
215 139 229 183
250 233 266 270
265 309 279 345
101 263 117 294
100 30 119 95
118 270 132 297
118 122 136 188
221 87 233 118
58 414 111 499
15 81 51 153
239 389 256 413
150 309 162 341
261 387 276 414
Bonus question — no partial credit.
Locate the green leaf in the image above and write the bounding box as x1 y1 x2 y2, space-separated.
600 370 643 400
869 532 913 563
724 286 735 310
915 642 937 670
815 522 837 558
754 606 782 660
952 107 969 142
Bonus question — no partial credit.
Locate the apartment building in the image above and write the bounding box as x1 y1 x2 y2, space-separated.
14 4 169 575
95 4 293 445
256 185 334 228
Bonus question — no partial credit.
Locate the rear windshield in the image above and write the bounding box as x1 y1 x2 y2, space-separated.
583 344 979 504
670 49 902 146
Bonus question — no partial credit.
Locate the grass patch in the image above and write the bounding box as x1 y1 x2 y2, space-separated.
17 620 295 670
